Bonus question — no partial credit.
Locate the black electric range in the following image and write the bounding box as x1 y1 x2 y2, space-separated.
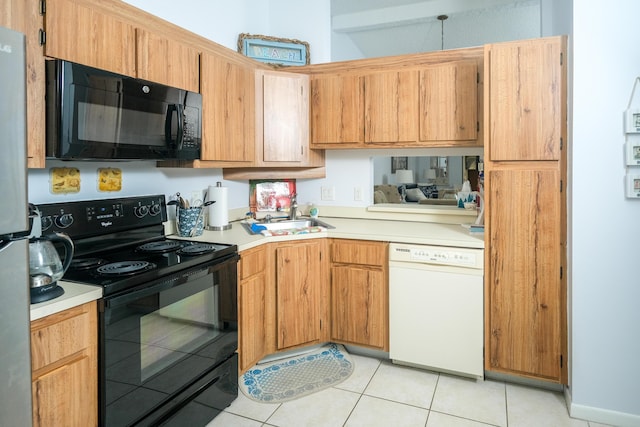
35 195 240 426
34 194 237 296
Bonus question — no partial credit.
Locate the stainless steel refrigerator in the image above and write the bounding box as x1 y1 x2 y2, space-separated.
0 25 33 426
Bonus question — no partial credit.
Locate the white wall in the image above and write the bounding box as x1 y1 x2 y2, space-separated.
330 1 540 59
570 0 640 424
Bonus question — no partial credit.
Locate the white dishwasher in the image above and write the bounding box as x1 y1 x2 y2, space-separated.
389 242 484 379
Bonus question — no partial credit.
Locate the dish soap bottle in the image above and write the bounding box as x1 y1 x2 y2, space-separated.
308 202 319 219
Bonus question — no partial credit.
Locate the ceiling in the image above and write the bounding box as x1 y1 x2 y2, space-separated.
330 0 539 58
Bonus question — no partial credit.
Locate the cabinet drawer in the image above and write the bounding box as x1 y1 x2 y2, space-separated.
31 305 91 371
331 239 387 266
239 247 266 279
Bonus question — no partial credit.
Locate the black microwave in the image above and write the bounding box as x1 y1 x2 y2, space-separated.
46 59 202 160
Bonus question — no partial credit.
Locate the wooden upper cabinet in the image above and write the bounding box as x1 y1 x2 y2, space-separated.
420 60 478 143
487 37 564 161
136 29 199 92
43 0 136 77
200 52 255 164
257 70 310 164
310 74 364 145
364 70 419 144
1 0 46 168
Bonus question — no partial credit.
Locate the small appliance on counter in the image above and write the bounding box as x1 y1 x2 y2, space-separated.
27 205 74 304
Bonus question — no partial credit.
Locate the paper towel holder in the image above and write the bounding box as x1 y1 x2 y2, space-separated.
205 182 232 231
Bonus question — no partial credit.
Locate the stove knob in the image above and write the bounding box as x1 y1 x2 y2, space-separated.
135 206 149 218
55 213 74 228
40 215 53 232
149 204 161 216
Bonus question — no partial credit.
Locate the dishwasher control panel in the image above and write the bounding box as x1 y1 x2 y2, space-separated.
389 243 484 269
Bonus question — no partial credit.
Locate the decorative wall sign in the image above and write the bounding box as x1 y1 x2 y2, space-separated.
97 168 122 192
238 33 309 66
50 167 80 194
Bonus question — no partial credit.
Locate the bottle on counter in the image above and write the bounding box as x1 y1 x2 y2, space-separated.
308 202 319 218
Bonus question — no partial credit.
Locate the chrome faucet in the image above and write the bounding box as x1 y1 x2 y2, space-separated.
289 193 298 220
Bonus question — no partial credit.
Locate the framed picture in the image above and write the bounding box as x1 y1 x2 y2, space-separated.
249 179 297 219
391 157 408 173
238 33 309 66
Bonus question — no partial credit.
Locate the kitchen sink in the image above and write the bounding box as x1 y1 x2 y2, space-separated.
242 218 334 235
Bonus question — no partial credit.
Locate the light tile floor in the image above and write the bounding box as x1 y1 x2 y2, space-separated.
206 354 612 427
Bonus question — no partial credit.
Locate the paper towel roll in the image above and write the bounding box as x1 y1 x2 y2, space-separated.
207 183 231 230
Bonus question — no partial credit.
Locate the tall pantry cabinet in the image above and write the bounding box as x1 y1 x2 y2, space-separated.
483 36 568 383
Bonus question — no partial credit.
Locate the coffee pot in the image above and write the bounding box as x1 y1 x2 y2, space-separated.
28 207 75 303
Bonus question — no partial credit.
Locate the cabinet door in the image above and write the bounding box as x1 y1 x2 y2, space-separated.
136 28 199 92
310 74 364 145
32 356 94 427
239 273 267 371
43 0 136 76
1 0 46 168
31 301 97 427
275 242 322 349
364 70 418 144
238 246 268 372
487 38 564 161
487 168 562 380
200 53 255 163
259 71 310 163
420 61 478 142
331 265 386 349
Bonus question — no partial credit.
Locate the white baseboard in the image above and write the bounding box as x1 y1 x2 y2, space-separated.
566 389 640 427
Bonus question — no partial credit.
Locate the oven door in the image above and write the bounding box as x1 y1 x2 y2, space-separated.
99 255 238 427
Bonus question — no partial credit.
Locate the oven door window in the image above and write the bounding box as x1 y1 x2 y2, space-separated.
103 264 237 426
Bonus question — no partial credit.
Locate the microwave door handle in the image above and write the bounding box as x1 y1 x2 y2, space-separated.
164 104 184 148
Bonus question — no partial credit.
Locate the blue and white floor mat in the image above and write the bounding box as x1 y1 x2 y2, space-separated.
240 343 354 403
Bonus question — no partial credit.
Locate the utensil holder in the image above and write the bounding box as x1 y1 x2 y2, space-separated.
177 207 204 237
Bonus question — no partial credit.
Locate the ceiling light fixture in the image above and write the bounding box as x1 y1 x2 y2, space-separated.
437 14 448 50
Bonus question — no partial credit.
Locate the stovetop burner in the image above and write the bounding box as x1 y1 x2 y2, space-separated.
177 243 216 256
70 257 108 270
137 240 182 253
96 261 156 276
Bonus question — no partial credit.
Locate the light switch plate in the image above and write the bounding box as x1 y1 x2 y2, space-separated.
321 186 335 201
354 186 363 201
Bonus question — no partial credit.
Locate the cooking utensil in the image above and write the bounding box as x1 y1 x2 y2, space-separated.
190 200 215 237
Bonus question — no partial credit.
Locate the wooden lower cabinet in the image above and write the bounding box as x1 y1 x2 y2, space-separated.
274 240 328 350
330 239 389 350
486 166 565 381
237 238 389 373
30 300 98 427
238 245 269 373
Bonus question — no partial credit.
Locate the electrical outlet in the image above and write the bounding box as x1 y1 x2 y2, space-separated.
321 186 335 201
190 191 201 205
354 186 363 201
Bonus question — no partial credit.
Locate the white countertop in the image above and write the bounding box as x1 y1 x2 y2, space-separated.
30 215 483 320
172 216 484 251
30 281 102 321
